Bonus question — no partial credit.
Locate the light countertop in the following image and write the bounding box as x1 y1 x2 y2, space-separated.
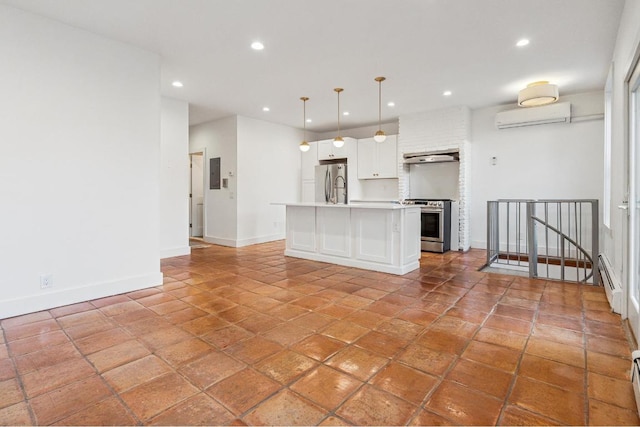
273 202 419 210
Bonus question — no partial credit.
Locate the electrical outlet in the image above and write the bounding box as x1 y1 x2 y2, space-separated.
40 274 53 289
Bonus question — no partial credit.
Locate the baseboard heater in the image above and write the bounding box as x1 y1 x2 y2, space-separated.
631 351 640 416
598 254 622 314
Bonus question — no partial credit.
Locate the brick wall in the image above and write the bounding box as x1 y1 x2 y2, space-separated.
398 106 471 250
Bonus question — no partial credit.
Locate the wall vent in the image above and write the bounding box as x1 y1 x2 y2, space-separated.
598 253 622 314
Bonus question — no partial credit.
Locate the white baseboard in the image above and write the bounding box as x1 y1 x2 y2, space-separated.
160 246 191 259
205 233 285 248
237 233 285 247
0 272 163 320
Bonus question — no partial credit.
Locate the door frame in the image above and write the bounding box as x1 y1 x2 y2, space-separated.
189 148 207 239
625 49 640 341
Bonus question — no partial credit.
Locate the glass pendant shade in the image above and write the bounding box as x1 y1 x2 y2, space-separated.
299 141 310 152
374 130 386 143
333 137 345 148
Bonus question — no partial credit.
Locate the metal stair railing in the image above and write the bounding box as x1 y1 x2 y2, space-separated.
486 199 599 284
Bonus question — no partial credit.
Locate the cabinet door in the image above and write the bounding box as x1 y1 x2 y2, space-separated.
301 142 318 180
317 140 334 160
316 207 351 257
353 208 394 264
376 135 398 178
357 138 376 179
318 139 348 160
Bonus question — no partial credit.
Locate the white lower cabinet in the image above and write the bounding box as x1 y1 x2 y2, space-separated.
286 206 316 252
353 208 394 264
283 203 420 275
316 207 351 258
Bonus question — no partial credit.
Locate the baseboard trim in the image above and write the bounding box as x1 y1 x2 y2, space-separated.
204 233 285 248
0 272 163 320
160 246 191 259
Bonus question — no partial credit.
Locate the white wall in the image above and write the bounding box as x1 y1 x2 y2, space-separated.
189 115 302 247
237 116 303 245
189 116 238 246
160 97 190 258
470 92 605 249
0 6 162 318
604 0 640 288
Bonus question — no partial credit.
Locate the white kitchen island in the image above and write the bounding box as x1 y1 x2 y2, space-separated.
279 202 421 275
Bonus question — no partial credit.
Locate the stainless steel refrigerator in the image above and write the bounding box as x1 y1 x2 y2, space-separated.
315 163 348 204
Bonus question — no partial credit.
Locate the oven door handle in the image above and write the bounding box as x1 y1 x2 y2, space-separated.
420 207 442 212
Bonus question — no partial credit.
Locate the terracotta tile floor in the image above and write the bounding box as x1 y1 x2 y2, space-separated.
1 242 639 425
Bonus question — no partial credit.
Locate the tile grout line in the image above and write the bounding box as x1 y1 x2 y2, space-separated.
0 323 37 425
493 277 545 425
51 307 145 426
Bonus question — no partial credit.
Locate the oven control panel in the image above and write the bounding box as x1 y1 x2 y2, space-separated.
403 199 449 208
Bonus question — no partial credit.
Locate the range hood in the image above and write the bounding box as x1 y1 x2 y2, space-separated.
403 150 459 164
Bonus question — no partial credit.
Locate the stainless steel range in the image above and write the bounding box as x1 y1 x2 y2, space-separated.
404 199 452 253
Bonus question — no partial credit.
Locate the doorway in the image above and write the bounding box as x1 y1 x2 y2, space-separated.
627 58 640 342
190 152 204 238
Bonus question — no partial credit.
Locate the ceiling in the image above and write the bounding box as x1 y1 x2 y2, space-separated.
2 0 625 132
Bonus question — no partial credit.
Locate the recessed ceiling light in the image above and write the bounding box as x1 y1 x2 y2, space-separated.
443 90 452 96
172 81 183 88
387 102 395 107
516 38 530 47
343 111 350 116
251 41 264 50
306 118 312 123
262 106 270 112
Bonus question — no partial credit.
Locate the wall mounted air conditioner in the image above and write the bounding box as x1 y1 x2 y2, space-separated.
598 254 622 314
495 102 571 129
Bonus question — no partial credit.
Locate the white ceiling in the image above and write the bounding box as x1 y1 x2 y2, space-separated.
2 0 625 132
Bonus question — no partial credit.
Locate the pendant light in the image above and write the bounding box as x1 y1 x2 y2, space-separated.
299 97 310 152
333 88 345 148
373 76 386 142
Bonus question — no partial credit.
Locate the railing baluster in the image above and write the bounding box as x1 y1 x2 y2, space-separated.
487 199 598 284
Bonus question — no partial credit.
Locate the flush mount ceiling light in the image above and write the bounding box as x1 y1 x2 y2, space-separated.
172 81 183 88
299 97 310 152
518 81 559 107
516 38 530 47
333 88 345 148
374 76 386 143
251 41 264 50
443 90 452 96
262 106 270 112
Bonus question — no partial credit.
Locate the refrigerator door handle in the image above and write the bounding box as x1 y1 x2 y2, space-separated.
324 169 330 202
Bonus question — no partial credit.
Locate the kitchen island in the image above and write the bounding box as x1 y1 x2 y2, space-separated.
278 202 421 275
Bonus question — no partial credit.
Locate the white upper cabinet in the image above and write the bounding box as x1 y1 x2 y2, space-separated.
318 139 350 160
357 135 398 179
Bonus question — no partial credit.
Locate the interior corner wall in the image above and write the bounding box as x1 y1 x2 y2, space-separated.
236 116 303 246
160 97 190 258
0 5 162 319
189 116 238 246
469 91 605 250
